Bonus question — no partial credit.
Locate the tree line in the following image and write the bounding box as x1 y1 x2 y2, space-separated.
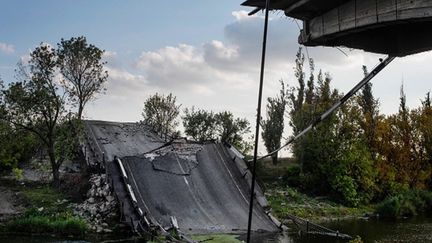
141 93 252 153
262 48 432 206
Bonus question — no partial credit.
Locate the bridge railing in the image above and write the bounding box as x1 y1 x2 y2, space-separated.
82 124 107 173
114 157 153 235
287 214 352 240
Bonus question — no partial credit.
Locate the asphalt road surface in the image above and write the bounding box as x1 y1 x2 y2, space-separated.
86 120 279 234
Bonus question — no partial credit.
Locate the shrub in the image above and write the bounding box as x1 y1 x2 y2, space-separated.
283 164 301 187
376 190 432 218
331 175 359 207
349 236 363 243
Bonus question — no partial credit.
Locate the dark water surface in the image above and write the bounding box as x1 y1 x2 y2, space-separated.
1 216 432 243
249 216 432 243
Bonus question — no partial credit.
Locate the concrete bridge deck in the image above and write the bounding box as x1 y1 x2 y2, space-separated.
82 120 280 235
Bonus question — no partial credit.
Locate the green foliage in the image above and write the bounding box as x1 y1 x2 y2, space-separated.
182 107 252 153
0 122 38 172
265 184 369 220
330 175 359 207
284 163 302 187
21 186 66 209
261 80 288 164
0 43 82 186
142 93 180 140
349 236 364 243
182 107 217 142
257 160 371 220
215 111 251 153
0 37 106 185
287 50 379 206
375 190 432 218
1 183 87 236
5 214 87 236
12 167 23 180
57 36 108 119
375 88 432 195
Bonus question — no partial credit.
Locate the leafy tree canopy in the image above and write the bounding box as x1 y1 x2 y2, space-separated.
142 93 181 140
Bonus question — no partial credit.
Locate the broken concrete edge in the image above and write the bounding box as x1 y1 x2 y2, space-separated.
224 143 287 232
142 140 174 155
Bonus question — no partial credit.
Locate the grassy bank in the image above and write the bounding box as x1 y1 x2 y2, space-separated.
265 184 371 221
0 179 88 237
257 158 372 222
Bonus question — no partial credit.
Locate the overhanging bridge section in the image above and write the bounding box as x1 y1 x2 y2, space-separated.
242 0 432 56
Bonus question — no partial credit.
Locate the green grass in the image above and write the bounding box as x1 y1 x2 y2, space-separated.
256 158 372 222
0 180 88 236
20 186 68 213
4 214 87 236
266 184 371 222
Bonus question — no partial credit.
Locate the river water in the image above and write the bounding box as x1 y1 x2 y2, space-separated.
1 217 431 243
256 216 432 243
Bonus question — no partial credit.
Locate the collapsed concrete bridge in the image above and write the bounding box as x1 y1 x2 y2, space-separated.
81 120 281 237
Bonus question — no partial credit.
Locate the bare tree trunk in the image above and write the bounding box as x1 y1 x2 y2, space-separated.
271 153 278 165
78 102 84 120
48 146 60 188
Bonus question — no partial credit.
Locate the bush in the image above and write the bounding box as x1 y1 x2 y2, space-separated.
283 164 301 187
331 175 359 207
376 190 432 218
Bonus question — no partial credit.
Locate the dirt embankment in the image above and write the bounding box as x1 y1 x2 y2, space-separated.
0 186 24 222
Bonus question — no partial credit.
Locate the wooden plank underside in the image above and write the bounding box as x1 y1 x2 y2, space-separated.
304 0 432 40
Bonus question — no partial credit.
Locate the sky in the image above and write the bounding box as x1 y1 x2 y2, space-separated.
1 1 432 155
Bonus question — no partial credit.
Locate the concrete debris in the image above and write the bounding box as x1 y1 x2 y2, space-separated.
72 174 118 233
144 142 203 163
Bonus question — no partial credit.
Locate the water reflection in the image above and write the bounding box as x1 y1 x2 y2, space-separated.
246 216 432 243
1 217 431 243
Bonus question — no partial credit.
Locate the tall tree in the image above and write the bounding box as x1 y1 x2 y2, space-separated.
305 58 315 105
261 80 287 164
358 66 380 159
420 92 432 188
57 36 108 120
0 44 76 187
291 48 305 115
142 93 180 140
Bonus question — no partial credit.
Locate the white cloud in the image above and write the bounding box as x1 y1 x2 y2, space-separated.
0 42 14 54
87 10 432 152
90 11 371 125
103 50 117 59
232 10 252 21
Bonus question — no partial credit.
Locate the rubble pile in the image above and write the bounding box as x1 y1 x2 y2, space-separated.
73 174 118 233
